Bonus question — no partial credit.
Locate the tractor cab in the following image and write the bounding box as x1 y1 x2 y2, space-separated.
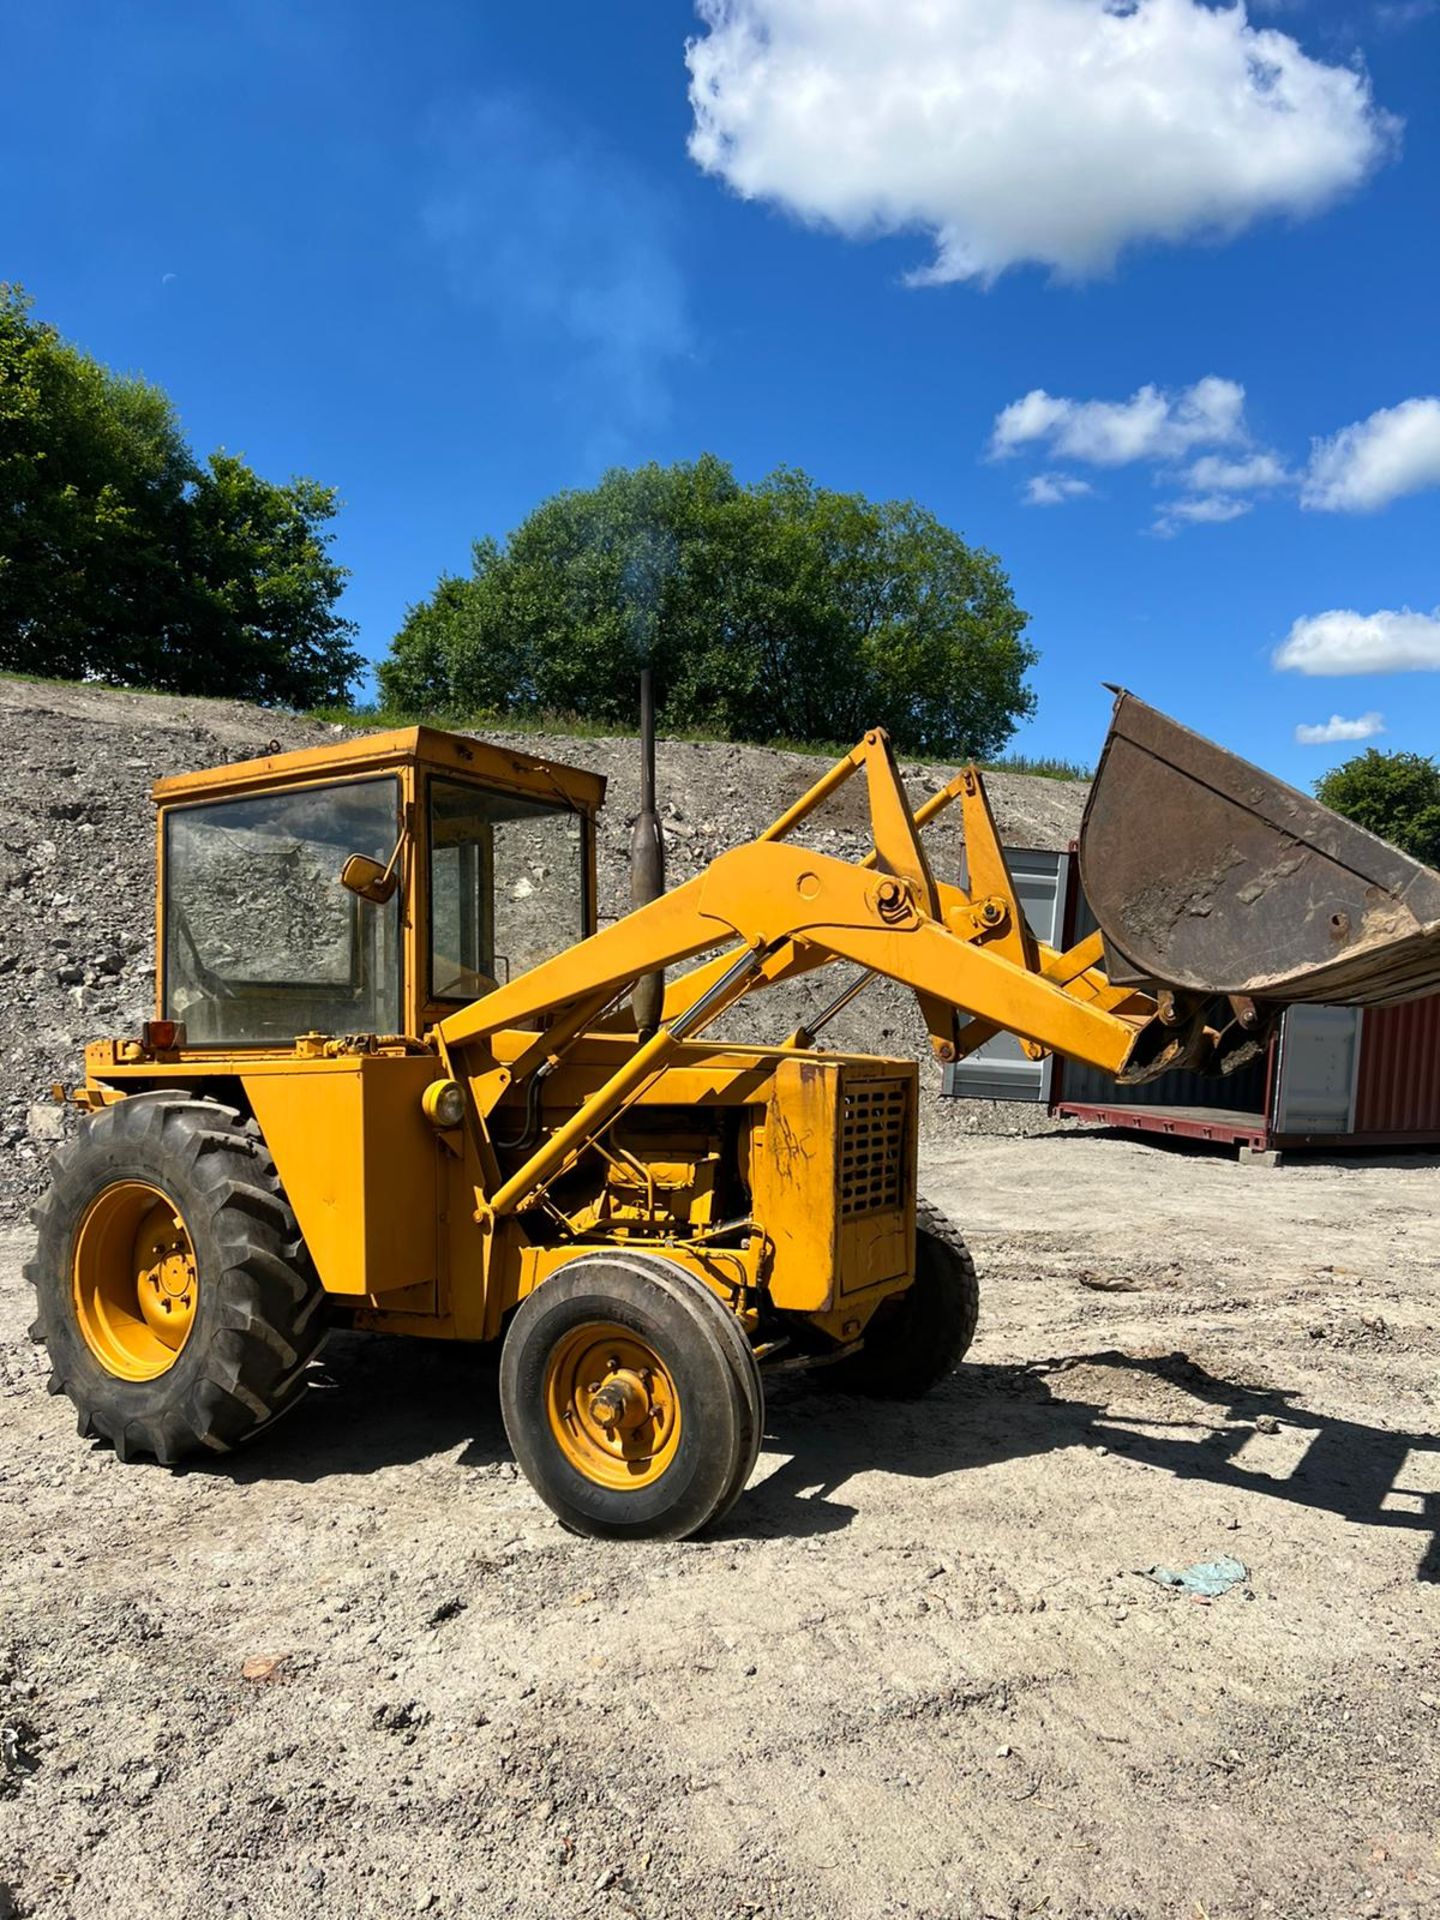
153 727 607 1047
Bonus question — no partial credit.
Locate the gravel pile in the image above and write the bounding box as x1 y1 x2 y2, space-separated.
0 675 1087 1221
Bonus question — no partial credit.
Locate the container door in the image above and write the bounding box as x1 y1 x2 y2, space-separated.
1271 1005 1362 1135
943 848 1067 1104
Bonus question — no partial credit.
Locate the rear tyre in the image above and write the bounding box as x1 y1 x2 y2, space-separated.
820 1198 979 1399
499 1251 763 1541
26 1092 325 1464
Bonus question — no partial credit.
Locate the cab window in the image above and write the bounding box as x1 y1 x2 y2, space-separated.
163 777 402 1044
429 779 588 1002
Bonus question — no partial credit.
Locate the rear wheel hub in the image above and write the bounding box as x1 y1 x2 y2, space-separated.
72 1181 198 1381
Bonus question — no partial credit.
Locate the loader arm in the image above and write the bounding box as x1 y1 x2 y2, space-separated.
437 730 1159 1223
441 837 1153 1224
646 739 1136 1056
441 835 1148 1070
437 693 1440 1225
440 727 1148 1075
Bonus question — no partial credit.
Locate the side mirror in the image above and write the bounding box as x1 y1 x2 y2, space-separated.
341 853 399 905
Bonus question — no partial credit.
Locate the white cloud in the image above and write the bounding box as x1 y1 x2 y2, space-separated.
1295 712 1386 745
1275 607 1440 675
1153 494 1253 536
1155 447 1291 530
1024 472 1094 506
992 378 1440 538
992 377 1247 464
685 0 1396 285
1185 451 1292 492
992 377 1280 534
1301 397 1440 511
1374 2 1438 29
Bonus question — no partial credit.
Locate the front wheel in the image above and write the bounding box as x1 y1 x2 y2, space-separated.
499 1251 763 1541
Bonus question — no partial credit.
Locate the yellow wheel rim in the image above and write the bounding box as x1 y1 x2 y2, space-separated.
544 1321 682 1491
72 1181 199 1381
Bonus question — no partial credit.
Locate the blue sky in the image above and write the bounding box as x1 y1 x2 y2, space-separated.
4 0 1437 778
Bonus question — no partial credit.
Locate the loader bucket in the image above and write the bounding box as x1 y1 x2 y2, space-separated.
1080 691 1440 1008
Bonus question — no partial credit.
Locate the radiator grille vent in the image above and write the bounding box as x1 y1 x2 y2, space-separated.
839 1081 908 1219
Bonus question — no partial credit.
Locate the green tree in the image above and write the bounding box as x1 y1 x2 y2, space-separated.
380 455 1035 757
174 456 357 707
1316 748 1440 869
0 284 359 705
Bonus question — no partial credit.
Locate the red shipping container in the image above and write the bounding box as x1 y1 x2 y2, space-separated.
1353 998 1440 1138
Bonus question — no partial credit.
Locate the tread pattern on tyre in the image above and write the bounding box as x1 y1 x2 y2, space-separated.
610 1250 765 1520
913 1194 981 1357
26 1091 326 1464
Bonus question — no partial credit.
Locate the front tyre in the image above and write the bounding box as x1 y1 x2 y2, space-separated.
499 1251 763 1541
27 1092 325 1464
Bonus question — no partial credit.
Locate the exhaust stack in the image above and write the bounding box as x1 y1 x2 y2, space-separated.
630 667 666 1037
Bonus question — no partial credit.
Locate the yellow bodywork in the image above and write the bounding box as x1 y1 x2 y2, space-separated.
79 722 1159 1357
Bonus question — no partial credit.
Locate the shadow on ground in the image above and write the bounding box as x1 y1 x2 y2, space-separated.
189 1328 1440 1582
748 1350 1440 1581
189 1332 510 1484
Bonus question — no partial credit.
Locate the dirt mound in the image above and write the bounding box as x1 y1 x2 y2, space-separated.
0 675 1086 1219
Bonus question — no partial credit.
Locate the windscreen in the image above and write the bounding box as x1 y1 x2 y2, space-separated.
163 777 402 1044
430 778 587 1001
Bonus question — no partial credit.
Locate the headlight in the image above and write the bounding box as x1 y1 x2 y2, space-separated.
422 1079 467 1130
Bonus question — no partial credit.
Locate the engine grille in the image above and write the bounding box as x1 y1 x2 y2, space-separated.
839 1080 908 1219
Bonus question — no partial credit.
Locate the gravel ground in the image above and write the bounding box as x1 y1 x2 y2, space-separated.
3 1132 1438 1920
5 675 1438 1918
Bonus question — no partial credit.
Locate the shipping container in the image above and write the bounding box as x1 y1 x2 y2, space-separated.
1047 849 1440 1153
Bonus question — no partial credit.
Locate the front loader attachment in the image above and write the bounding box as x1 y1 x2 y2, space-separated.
1082 691 1440 1009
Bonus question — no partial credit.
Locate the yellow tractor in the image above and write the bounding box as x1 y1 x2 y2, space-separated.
27 692 1440 1538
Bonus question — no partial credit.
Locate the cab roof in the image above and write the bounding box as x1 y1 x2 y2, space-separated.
151 725 607 815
